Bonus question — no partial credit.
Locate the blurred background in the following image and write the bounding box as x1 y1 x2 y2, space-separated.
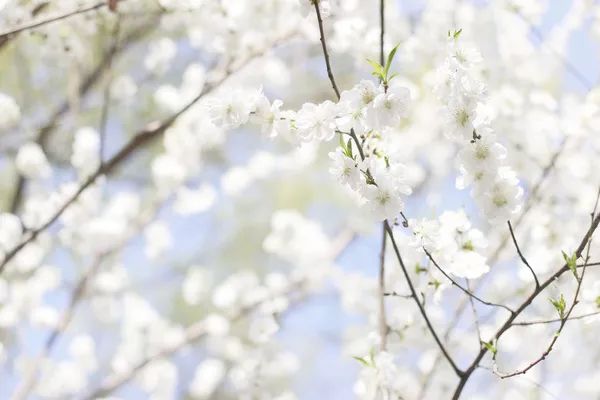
0 0 599 399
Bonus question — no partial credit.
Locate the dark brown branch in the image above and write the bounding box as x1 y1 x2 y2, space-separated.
383 291 413 299
376 0 388 353
507 220 540 289
379 0 385 66
378 223 388 350
313 1 340 100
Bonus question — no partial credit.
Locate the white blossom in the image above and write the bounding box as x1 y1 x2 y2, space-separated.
296 101 337 142
0 92 20 131
15 142 51 179
71 127 100 178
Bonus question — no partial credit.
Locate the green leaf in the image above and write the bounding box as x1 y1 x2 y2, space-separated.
383 44 400 80
482 340 497 356
346 138 353 158
366 59 384 79
448 29 462 39
387 72 400 82
352 356 371 367
415 263 427 274
561 250 578 278
338 132 346 152
550 294 566 319
595 296 600 309
428 279 441 290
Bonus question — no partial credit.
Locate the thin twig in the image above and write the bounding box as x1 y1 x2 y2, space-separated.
313 1 340 100
0 1 113 42
513 311 600 326
507 220 540 289
376 0 388 353
385 221 463 376
378 223 388 350
451 211 600 399
379 0 385 66
491 185 600 379
383 291 413 299
423 248 515 314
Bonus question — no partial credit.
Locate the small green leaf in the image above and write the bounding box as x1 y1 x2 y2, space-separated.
429 279 441 290
448 29 462 39
561 250 578 278
352 356 371 367
462 240 474 251
482 340 497 356
338 132 346 151
387 72 400 82
595 296 600 309
415 263 427 274
366 59 384 79
383 44 400 80
346 138 353 158
550 294 566 319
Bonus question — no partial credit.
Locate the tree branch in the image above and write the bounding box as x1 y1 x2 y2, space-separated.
312 0 462 375
385 221 464 376
8 21 155 213
378 222 389 350
507 220 540 289
376 0 388 353
0 1 117 44
0 37 290 274
451 211 600 399
422 248 515 314
490 186 600 379
513 310 600 326
313 1 340 100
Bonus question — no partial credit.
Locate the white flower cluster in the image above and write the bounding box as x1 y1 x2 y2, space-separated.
435 36 523 222
328 81 413 221
207 88 292 139
207 78 413 221
15 142 51 179
409 209 489 279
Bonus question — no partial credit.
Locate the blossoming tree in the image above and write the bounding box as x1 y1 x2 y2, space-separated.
0 0 599 399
